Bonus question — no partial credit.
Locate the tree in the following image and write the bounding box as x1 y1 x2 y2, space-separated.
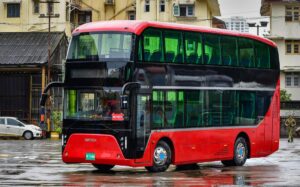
280 89 292 101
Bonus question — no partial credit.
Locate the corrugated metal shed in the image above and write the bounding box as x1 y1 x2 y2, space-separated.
0 32 64 66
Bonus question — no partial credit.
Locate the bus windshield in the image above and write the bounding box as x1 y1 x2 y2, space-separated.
67 32 133 61
64 89 126 121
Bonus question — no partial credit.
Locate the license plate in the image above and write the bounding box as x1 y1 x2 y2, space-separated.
86 153 95 161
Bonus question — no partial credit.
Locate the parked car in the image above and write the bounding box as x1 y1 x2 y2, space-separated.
0 117 42 140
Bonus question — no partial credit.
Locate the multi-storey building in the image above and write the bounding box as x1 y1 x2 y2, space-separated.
0 0 221 36
0 0 68 33
136 0 220 27
224 16 249 33
261 0 300 135
261 0 300 100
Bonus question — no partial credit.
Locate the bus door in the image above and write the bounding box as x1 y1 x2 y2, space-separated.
135 94 151 159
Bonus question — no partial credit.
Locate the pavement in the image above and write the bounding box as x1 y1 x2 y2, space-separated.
0 139 299 186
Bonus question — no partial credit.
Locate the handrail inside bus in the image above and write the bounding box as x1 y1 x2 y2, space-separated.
40 82 64 107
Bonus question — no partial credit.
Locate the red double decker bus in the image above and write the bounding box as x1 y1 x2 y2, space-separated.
41 21 280 172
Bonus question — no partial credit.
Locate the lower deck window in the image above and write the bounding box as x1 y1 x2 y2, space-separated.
151 90 272 129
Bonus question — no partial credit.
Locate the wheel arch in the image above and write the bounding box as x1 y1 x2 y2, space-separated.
158 137 175 163
236 132 251 158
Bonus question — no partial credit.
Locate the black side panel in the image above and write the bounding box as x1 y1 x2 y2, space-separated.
134 63 279 89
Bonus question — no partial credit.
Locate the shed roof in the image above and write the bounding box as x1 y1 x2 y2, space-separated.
0 32 65 66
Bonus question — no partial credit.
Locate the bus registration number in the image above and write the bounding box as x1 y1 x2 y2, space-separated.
86 153 95 161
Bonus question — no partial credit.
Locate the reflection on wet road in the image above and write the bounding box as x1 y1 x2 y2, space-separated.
0 139 299 186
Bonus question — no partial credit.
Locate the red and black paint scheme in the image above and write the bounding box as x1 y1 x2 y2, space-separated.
41 21 280 172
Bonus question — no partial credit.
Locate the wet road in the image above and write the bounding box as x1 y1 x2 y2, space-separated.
0 139 299 186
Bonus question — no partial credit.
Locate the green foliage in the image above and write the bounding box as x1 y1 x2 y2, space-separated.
51 110 62 133
280 89 292 101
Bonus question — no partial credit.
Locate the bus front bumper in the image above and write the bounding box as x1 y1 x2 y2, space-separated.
62 133 137 166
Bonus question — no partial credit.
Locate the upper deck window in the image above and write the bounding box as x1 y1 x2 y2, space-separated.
142 29 164 62
67 32 133 62
138 27 277 70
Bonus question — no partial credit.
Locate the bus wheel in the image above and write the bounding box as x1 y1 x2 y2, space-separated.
92 164 114 171
145 141 172 172
222 137 248 166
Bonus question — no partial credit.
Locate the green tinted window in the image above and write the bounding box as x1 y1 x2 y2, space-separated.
186 91 204 127
165 91 184 127
221 36 238 66
138 38 142 61
152 91 164 128
222 91 235 126
239 38 255 67
207 91 222 126
164 31 184 63
236 91 256 125
255 41 270 69
143 29 164 62
185 32 203 64
204 34 221 65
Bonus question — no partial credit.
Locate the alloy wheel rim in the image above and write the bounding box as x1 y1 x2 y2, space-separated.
236 143 245 160
153 146 168 166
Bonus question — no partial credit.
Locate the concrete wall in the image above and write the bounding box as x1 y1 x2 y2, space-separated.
136 0 213 27
269 2 300 101
271 3 300 38
0 0 68 33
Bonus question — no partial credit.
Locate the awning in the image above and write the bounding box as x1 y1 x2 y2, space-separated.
1 0 21 3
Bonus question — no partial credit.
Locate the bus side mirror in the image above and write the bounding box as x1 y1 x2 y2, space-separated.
120 95 128 109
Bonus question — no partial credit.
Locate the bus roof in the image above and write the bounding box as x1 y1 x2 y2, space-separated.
73 20 276 47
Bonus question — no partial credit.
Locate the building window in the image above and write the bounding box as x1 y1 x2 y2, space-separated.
78 11 92 25
160 0 165 12
7 3 20 18
33 1 39 14
286 6 300 21
286 73 300 87
48 3 54 14
286 40 300 54
145 0 150 12
128 11 135 20
66 2 70 21
178 5 194 17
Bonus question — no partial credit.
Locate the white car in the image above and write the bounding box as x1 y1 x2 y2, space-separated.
0 117 42 140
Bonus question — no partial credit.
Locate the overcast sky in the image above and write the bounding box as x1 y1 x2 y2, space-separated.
219 0 262 18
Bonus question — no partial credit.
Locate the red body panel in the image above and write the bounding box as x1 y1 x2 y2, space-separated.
63 82 280 167
72 20 277 48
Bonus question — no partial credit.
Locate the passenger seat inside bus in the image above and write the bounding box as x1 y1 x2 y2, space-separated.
222 55 232 65
187 53 198 64
174 53 184 63
166 51 175 62
150 51 163 62
144 50 150 61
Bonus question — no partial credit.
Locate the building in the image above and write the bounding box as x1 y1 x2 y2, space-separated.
136 0 220 27
69 0 136 33
0 0 69 33
261 0 300 135
261 0 300 101
0 0 221 37
0 32 67 125
223 16 249 33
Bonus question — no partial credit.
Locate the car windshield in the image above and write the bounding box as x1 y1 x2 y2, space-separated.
64 89 126 121
67 32 133 61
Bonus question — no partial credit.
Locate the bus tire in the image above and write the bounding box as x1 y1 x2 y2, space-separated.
222 137 248 166
92 164 114 171
145 141 172 172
